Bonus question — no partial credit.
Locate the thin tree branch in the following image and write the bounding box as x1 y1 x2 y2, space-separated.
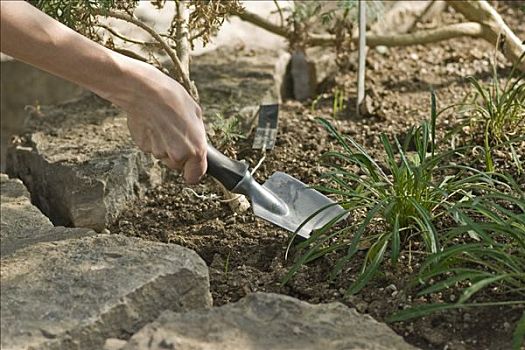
93 9 198 100
364 22 486 47
235 10 486 48
447 0 525 71
235 5 524 70
112 47 150 63
174 1 190 78
96 23 158 47
272 0 285 28
234 9 290 39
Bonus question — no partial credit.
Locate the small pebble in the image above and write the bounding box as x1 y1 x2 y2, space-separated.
385 284 397 292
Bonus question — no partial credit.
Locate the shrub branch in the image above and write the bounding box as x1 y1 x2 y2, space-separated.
235 0 525 70
93 9 199 100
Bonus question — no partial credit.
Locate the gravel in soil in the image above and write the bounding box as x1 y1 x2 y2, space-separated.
112 4 524 350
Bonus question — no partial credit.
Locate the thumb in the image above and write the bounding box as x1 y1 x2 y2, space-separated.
183 154 207 184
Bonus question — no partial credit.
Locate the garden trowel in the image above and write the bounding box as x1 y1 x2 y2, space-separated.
206 144 347 239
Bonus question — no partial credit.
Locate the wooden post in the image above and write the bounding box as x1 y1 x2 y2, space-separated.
356 0 367 117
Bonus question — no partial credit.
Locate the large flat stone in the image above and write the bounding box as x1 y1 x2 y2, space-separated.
0 174 93 257
6 95 164 231
1 234 212 350
0 173 52 235
123 292 418 350
191 47 287 125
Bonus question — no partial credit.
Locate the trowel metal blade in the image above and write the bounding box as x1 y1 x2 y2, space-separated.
252 172 348 239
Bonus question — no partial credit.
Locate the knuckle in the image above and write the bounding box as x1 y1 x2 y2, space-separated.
168 151 186 163
194 144 207 160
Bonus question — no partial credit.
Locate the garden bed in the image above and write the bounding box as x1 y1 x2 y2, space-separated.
111 4 524 350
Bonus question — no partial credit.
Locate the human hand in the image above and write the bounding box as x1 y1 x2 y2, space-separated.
112 61 207 184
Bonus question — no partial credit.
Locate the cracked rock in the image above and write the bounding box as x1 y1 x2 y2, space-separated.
0 174 93 257
123 292 418 350
6 95 164 231
1 234 212 350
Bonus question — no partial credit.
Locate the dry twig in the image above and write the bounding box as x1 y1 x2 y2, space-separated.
234 0 525 70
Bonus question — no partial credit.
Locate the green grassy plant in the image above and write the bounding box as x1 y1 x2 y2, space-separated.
457 52 524 172
284 93 505 294
389 189 525 349
333 88 346 118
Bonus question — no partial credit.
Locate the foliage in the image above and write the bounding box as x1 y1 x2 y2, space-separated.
29 0 129 39
389 190 525 349
30 0 242 98
281 0 382 50
186 0 243 48
30 0 242 63
210 113 245 151
456 52 525 172
332 88 346 118
284 92 507 294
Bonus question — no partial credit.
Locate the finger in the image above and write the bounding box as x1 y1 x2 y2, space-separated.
151 139 167 160
183 154 207 184
160 156 184 171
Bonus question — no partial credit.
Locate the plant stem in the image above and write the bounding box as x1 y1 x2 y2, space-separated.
93 8 198 100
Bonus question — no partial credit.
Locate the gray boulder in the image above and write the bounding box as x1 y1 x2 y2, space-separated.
0 234 212 350
123 292 418 350
6 95 164 231
0 173 52 235
0 174 93 257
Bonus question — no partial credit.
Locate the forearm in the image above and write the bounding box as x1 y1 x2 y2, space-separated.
0 1 138 105
1 1 207 183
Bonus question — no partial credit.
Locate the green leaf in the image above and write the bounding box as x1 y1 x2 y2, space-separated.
391 214 400 263
388 303 459 322
512 311 525 350
418 271 491 296
347 235 389 295
458 274 510 304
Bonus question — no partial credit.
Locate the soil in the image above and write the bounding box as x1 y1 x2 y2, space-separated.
111 4 525 350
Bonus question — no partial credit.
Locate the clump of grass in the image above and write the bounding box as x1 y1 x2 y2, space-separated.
389 188 525 349
456 52 524 172
283 92 503 294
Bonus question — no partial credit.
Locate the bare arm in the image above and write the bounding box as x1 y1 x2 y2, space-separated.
0 1 207 184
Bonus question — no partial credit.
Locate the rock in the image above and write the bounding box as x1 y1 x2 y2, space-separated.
104 338 128 350
375 45 389 55
0 174 93 257
0 57 84 171
290 50 317 101
191 47 286 118
0 234 212 350
6 95 164 231
123 293 418 350
0 173 52 234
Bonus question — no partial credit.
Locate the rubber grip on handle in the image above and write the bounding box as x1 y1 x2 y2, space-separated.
206 144 248 191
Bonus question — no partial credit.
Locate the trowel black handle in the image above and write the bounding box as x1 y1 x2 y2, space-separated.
206 144 248 191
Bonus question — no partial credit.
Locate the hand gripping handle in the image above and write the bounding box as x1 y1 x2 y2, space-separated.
206 144 248 191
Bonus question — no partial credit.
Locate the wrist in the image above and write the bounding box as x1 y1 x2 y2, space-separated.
92 52 149 108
